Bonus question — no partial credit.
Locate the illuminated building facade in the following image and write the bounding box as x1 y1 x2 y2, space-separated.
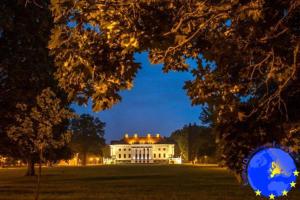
110 133 175 164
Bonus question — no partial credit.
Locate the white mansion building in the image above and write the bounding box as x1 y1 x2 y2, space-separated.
110 133 179 164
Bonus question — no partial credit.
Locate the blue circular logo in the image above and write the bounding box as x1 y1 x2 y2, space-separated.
247 147 298 199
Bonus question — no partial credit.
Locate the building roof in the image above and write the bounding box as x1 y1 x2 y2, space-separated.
110 133 174 145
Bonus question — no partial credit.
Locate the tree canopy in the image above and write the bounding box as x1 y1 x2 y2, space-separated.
1 0 299 178
7 88 73 174
69 114 105 166
0 0 74 176
170 124 215 162
49 0 300 175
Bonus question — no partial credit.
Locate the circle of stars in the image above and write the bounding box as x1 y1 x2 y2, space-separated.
253 170 298 199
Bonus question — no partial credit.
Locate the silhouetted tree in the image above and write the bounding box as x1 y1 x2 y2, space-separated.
0 0 74 178
70 114 105 166
170 124 216 162
7 88 74 200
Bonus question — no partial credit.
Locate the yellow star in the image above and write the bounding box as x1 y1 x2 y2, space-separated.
293 170 299 176
255 190 261 196
269 194 275 200
290 181 296 188
282 190 288 196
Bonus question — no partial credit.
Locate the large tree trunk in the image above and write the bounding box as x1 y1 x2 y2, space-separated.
35 149 43 200
82 152 87 166
26 159 35 176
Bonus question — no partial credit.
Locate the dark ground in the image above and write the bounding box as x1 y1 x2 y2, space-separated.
0 165 298 200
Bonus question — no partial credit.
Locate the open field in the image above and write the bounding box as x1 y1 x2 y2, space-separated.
0 165 299 200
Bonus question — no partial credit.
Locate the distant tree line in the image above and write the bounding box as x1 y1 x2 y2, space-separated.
169 124 216 163
69 114 106 166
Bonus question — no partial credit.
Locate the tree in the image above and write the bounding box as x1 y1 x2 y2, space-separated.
0 0 75 174
70 114 105 166
49 0 300 177
7 88 74 200
44 144 74 166
169 128 189 160
170 124 216 162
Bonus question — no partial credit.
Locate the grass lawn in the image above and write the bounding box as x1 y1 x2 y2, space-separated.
0 165 299 200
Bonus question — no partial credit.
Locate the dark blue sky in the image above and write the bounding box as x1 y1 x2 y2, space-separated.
73 52 202 142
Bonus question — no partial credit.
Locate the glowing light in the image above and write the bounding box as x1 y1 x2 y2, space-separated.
269 194 275 200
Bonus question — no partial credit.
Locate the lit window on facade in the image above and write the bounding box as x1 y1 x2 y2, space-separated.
110 133 176 164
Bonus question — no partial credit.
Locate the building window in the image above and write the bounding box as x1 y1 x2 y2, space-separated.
158 148 161 151
119 148 121 151
163 153 166 158
159 153 161 158
119 154 121 158
154 153 156 158
128 148 131 151
124 148 126 151
129 154 131 158
124 154 126 158
163 148 166 151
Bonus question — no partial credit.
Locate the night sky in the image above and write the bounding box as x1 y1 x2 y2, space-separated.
73 52 202 143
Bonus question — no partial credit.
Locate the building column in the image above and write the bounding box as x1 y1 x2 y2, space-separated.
149 147 153 163
146 148 149 163
141 148 144 162
131 148 134 163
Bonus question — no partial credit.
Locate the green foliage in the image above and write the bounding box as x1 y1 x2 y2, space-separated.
170 128 189 160
0 0 53 157
0 0 75 169
69 114 106 165
49 0 141 111
7 88 74 159
48 0 300 176
101 145 111 158
170 124 216 162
